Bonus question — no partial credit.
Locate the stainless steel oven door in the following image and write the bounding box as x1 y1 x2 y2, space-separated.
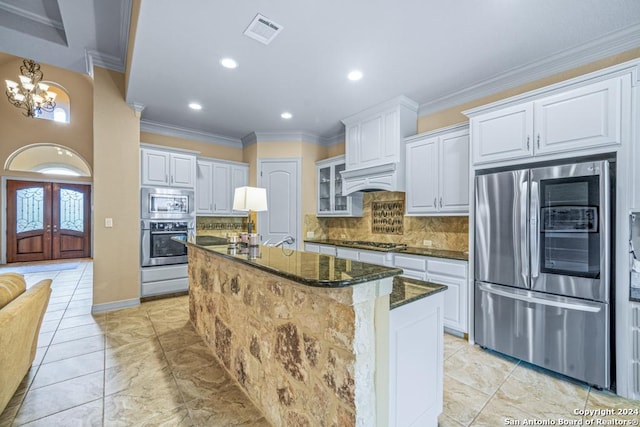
141 223 190 267
141 188 194 220
530 160 610 302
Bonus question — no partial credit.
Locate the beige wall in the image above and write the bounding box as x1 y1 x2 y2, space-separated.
418 47 640 132
249 140 328 216
326 142 345 158
92 67 140 305
0 56 94 178
140 131 243 161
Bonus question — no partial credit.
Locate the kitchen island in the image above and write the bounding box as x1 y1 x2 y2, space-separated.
184 240 445 426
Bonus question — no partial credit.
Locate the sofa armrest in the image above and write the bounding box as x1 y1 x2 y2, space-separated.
0 279 52 414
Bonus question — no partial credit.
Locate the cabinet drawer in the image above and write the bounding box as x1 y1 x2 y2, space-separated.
394 254 427 271
336 247 359 261
400 269 427 281
428 259 467 278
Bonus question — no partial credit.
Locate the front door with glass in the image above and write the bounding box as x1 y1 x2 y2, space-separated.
6 180 91 263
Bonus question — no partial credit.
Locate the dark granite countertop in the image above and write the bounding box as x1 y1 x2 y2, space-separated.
304 239 469 261
390 276 447 310
184 240 402 288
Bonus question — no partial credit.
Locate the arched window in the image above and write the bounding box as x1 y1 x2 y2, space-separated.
36 82 70 123
5 144 91 177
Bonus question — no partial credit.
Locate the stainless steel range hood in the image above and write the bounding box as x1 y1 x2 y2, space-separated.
340 95 418 196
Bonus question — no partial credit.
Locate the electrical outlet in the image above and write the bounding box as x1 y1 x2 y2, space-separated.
306 231 315 238
423 239 432 247
340 234 346 239
105 218 113 228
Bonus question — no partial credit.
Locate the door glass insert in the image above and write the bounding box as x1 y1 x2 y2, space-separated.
319 166 331 212
16 187 44 233
334 163 347 211
539 176 600 278
59 188 84 232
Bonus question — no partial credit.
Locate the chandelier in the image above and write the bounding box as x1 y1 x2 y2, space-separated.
5 59 57 118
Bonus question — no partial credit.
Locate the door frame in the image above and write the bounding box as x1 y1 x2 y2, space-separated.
1 175 93 264
256 158 302 250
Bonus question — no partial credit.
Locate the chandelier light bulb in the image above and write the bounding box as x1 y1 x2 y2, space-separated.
5 59 57 117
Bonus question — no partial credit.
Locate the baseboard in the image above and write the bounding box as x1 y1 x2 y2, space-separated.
91 298 140 314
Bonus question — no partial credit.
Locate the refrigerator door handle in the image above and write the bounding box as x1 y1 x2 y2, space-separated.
520 177 529 284
530 180 540 279
477 283 602 313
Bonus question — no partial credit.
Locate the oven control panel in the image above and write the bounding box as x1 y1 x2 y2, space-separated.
150 222 190 231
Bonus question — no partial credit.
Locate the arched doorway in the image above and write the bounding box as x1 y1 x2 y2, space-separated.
4 144 92 263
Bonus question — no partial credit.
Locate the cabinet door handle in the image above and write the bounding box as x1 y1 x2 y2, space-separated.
439 197 443 208
537 134 540 149
527 136 530 150
433 197 437 208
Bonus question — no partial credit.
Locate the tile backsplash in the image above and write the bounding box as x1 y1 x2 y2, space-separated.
305 191 469 252
196 216 246 237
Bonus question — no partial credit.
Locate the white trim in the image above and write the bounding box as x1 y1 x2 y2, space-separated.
85 49 125 74
257 157 302 251
343 95 419 125
0 2 64 31
129 103 145 113
139 142 200 156
92 298 140 314
241 131 343 147
420 24 640 118
140 119 243 148
118 0 132 71
462 58 640 117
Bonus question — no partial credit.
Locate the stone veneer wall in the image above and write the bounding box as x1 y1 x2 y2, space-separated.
305 192 469 252
188 245 389 426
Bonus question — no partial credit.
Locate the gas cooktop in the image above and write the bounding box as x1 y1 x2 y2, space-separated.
341 240 407 251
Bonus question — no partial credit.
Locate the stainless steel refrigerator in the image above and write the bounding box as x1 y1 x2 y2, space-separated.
475 159 613 389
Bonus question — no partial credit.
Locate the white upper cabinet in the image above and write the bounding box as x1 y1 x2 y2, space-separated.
470 75 630 165
316 155 362 217
196 159 248 216
196 161 214 213
341 96 418 194
470 103 533 164
405 125 469 215
141 147 196 188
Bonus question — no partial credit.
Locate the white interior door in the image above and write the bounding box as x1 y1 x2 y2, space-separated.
257 159 300 249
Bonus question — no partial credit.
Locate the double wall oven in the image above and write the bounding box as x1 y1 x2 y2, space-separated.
141 188 195 267
475 159 614 389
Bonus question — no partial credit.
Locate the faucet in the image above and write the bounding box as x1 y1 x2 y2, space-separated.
268 235 295 247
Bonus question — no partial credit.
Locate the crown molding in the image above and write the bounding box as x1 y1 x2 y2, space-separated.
0 1 65 31
140 119 243 148
241 131 344 147
83 0 131 76
418 23 640 117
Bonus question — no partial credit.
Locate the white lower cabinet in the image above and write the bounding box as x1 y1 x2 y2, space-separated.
335 247 393 266
427 258 468 334
140 264 188 297
395 253 468 334
388 290 444 426
304 243 337 256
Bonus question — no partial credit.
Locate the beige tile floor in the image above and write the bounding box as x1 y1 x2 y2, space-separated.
0 261 638 426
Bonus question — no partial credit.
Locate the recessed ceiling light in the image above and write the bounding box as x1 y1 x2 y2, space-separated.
189 103 202 110
281 112 292 119
347 70 363 81
220 58 238 69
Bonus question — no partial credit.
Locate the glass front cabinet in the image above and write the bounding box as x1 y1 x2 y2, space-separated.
316 155 363 217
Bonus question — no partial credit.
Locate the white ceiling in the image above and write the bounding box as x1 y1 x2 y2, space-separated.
1 0 640 143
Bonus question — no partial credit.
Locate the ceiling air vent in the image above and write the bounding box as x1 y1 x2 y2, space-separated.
243 14 283 45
